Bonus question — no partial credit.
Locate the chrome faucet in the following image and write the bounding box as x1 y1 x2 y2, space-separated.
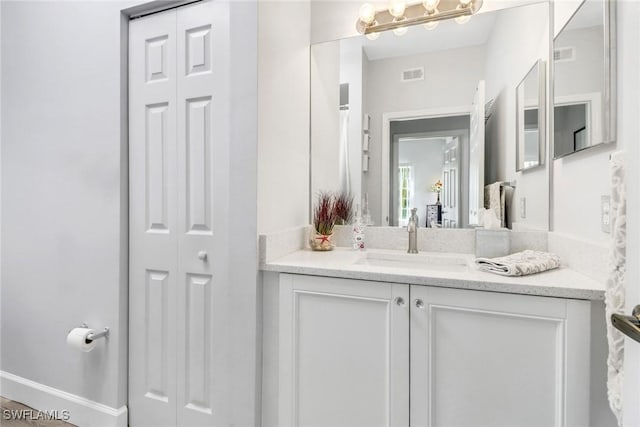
407 208 418 254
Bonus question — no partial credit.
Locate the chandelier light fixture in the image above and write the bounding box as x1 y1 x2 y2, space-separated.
356 0 483 37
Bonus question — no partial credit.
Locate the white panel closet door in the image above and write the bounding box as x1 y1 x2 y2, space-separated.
176 2 230 426
129 10 178 427
130 2 230 426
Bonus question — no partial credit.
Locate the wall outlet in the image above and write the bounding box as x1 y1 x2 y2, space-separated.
520 197 526 219
601 195 611 233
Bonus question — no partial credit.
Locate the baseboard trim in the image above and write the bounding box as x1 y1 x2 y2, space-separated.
0 371 127 427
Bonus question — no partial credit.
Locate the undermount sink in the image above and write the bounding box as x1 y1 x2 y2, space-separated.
354 252 469 272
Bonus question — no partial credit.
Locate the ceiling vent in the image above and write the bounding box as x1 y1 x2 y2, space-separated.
554 46 575 62
401 67 424 82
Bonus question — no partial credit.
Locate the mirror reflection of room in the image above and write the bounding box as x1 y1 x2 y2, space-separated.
516 60 544 171
311 1 551 230
553 0 611 158
390 116 469 228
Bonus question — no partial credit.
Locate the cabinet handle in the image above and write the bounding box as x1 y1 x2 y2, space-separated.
394 297 405 306
415 299 425 309
198 251 208 261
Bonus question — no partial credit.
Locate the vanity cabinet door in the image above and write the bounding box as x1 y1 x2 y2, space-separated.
279 274 409 427
410 286 590 427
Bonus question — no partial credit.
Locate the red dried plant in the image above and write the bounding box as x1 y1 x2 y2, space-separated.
333 192 354 225
313 191 338 235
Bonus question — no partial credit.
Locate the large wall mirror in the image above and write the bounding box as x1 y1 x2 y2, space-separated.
311 1 551 230
553 0 616 158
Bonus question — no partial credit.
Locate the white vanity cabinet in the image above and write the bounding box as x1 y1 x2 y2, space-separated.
410 286 590 427
278 274 410 427
276 273 591 427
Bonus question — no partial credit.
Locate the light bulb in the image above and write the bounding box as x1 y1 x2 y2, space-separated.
359 3 376 24
393 25 408 36
391 16 408 36
454 5 471 24
423 0 440 13
423 20 439 30
388 0 406 18
366 31 381 40
454 14 470 24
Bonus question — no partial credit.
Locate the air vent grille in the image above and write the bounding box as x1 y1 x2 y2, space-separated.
554 47 575 62
401 67 424 82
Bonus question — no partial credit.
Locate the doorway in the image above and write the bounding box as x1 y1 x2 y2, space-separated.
127 2 232 426
386 115 470 228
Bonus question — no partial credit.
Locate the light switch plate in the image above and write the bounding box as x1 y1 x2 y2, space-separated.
520 197 526 219
601 195 611 233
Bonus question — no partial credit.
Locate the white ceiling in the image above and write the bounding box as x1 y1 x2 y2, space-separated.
564 0 603 31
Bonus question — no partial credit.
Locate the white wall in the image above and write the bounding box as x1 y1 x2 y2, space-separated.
229 2 260 423
554 26 604 101
258 0 311 233
551 0 615 243
2 3 261 425
619 0 640 424
0 0 139 410
483 2 549 230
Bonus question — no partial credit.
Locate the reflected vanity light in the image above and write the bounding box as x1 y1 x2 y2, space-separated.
423 19 439 30
454 6 471 24
356 0 482 36
392 17 409 36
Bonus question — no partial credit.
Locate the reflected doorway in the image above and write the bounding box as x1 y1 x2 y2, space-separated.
388 115 470 228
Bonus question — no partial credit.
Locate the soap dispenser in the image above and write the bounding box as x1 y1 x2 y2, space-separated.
352 204 366 250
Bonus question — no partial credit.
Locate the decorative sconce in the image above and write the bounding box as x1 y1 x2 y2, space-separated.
356 0 483 38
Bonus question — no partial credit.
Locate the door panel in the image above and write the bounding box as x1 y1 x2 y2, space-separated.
442 137 460 228
410 286 589 427
176 2 229 425
279 274 409 427
129 10 178 427
130 3 230 426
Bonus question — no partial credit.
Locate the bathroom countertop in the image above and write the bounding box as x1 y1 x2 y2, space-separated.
261 248 606 300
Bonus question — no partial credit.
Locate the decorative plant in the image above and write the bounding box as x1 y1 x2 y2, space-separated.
333 191 354 225
313 191 338 235
430 180 443 193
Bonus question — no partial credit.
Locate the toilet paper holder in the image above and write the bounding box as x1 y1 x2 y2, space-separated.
76 322 110 342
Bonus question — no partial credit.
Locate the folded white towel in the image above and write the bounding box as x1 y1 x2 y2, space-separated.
475 250 561 276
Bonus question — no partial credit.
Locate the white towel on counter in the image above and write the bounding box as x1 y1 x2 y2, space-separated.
605 151 626 427
475 250 561 276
